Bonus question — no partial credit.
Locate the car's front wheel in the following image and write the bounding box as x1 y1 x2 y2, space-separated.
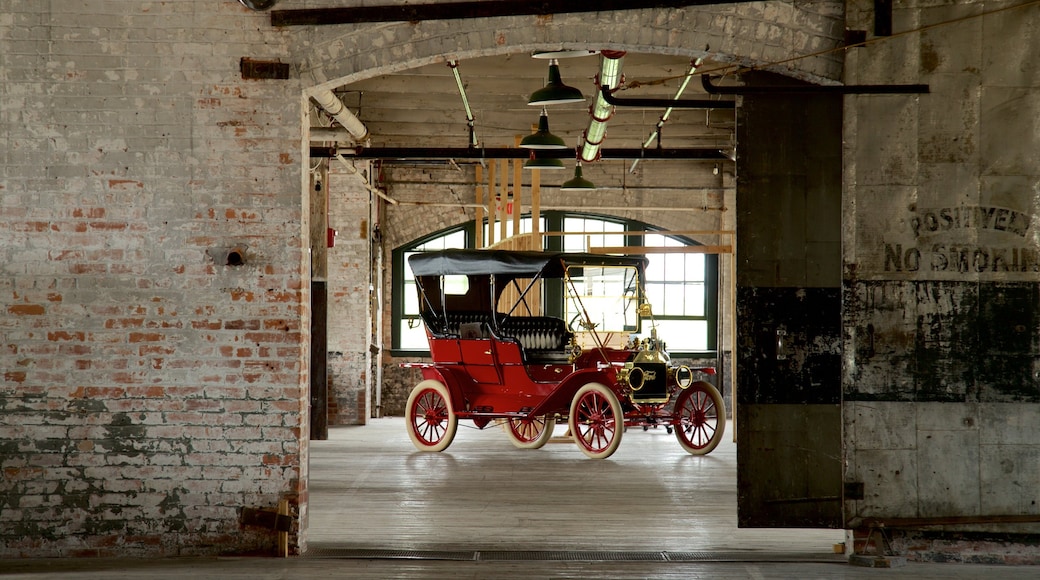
568 383 623 459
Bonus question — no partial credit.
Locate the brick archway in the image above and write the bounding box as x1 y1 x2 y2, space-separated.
293 4 845 91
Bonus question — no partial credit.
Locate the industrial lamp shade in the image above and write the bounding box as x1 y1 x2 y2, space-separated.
520 108 568 149
528 59 585 106
239 0 280 9
523 154 566 170
560 163 596 191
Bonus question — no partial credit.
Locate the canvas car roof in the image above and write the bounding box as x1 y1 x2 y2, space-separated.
408 249 647 278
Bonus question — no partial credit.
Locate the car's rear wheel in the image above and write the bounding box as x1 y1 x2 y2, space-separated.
673 380 725 455
405 380 457 452
505 415 556 449
568 383 623 459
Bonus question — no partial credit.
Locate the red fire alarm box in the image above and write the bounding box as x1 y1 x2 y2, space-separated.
327 227 338 248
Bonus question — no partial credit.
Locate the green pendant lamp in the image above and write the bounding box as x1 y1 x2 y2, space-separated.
528 59 585 106
520 108 568 150
523 151 565 170
560 161 596 191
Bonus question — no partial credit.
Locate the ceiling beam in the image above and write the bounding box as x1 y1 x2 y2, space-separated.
313 146 730 161
272 0 764 26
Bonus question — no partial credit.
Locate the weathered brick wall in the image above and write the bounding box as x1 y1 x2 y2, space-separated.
0 0 846 559
0 2 307 557
843 0 1040 562
326 165 373 425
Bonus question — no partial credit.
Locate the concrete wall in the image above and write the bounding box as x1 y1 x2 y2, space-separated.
0 1 307 557
843 0 1040 563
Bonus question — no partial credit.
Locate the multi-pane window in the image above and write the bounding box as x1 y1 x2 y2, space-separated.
397 230 467 349
643 234 708 351
391 213 716 356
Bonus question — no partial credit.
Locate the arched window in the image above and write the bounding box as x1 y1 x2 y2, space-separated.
391 212 717 357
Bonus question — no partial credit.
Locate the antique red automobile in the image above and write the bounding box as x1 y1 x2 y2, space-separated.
401 248 725 459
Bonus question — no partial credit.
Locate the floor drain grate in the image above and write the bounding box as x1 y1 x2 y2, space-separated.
305 548 474 561
304 546 847 564
478 551 666 561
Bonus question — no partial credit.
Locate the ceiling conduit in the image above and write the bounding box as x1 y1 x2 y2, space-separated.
448 60 480 148
311 88 370 144
630 57 703 173
578 51 624 164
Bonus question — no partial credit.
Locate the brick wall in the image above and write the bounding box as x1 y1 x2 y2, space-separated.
0 1 307 557
326 165 373 425
0 0 845 559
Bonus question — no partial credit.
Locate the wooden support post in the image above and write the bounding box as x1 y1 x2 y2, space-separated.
512 160 521 240
277 499 289 557
531 169 541 250
499 157 508 242
512 137 522 241
474 165 484 248
487 160 497 246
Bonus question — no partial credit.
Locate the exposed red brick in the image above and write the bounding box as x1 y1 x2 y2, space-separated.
72 207 106 219
70 264 108 275
107 180 143 190
4 372 27 383
8 304 45 315
47 331 85 341
224 319 261 331
128 332 163 343
105 318 144 329
229 289 255 302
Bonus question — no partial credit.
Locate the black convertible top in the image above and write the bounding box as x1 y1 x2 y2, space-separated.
408 249 647 278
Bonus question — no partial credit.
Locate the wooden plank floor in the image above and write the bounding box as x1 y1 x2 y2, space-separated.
307 417 844 554
8 421 1040 578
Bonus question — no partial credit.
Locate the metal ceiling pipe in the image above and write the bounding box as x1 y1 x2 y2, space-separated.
700 74 929 94
578 51 624 164
448 60 479 148
311 89 370 144
630 57 703 174
599 86 734 109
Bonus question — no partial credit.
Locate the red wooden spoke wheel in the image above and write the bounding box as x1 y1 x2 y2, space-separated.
405 380 458 452
568 383 623 459
673 380 726 455
505 415 556 449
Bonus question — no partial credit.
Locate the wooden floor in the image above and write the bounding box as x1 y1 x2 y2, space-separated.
307 417 843 554
7 419 1040 578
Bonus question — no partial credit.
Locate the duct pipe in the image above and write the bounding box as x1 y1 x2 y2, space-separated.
700 74 928 94
448 60 479 148
311 89 370 143
578 51 624 163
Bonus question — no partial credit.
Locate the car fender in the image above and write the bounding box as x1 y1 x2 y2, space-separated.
526 367 618 417
418 366 469 410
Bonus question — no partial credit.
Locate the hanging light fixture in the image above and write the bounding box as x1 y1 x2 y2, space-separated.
520 108 568 149
531 50 599 59
560 161 596 191
528 59 585 106
523 151 565 170
239 0 280 9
